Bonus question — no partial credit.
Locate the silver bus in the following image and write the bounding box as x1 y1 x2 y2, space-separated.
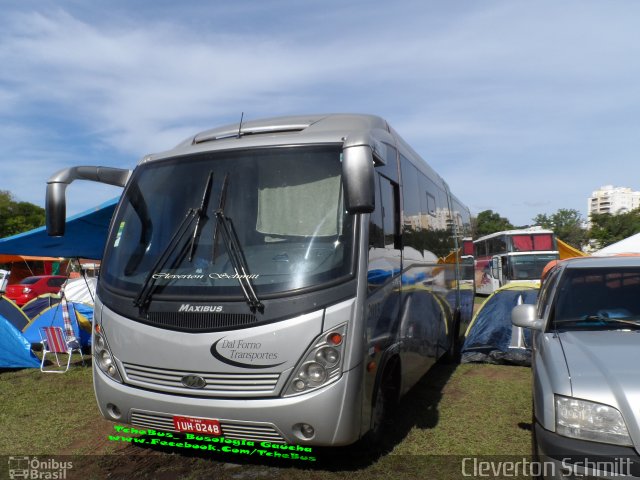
46 114 473 446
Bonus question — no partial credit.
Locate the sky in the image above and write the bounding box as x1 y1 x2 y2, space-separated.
1 0 640 227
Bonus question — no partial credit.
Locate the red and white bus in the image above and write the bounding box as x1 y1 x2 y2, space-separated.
474 228 559 295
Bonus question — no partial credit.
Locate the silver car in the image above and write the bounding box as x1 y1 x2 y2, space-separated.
512 256 640 479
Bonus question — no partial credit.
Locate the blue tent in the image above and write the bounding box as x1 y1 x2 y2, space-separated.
21 294 62 320
461 282 539 366
22 302 93 347
0 198 117 260
0 316 40 368
0 295 31 330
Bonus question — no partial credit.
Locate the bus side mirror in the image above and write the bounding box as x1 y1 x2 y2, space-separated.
46 181 68 237
46 166 131 236
342 144 375 214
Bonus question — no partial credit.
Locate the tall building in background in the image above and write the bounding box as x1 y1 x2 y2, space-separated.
588 185 640 217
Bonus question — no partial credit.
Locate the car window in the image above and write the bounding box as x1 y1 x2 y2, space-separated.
537 267 561 319
552 267 640 329
47 278 66 287
19 277 39 285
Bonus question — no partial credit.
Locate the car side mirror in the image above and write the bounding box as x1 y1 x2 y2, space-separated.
511 304 543 331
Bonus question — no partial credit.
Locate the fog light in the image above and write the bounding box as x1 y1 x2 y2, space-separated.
300 424 314 438
293 380 306 391
305 362 327 384
106 403 121 419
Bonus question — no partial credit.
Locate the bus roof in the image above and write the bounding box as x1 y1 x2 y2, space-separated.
145 114 395 163
136 113 453 198
474 228 555 243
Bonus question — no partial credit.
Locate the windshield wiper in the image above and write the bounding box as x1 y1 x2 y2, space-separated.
213 174 264 314
133 209 198 309
188 171 214 262
555 315 640 328
133 172 214 310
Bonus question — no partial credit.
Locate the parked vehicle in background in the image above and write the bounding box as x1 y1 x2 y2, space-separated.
0 269 10 292
45 113 474 446
4 275 67 306
474 228 559 295
512 256 640 478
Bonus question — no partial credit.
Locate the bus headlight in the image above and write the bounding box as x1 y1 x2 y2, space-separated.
93 324 123 383
305 362 327 385
316 347 339 367
284 324 346 396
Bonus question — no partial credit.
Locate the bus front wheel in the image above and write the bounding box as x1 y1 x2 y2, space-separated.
368 358 400 447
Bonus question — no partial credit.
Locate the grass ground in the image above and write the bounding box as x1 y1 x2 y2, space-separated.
0 352 532 480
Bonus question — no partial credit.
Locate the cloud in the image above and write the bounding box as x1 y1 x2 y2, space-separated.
1 1 640 225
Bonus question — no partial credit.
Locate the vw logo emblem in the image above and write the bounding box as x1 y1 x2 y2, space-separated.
181 375 207 389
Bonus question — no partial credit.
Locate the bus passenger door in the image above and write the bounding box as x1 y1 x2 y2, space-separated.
491 256 503 287
364 173 402 426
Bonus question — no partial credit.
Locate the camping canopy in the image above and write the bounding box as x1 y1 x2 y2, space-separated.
0 198 117 260
592 232 640 256
557 238 587 259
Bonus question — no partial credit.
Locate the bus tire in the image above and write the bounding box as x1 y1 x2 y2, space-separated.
367 357 400 447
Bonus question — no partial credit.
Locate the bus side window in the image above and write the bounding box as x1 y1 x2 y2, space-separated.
368 173 401 291
369 174 384 249
379 176 400 250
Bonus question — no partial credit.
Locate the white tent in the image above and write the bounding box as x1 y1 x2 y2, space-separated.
62 277 97 305
592 232 640 256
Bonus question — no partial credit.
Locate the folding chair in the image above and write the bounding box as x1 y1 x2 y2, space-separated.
39 326 85 373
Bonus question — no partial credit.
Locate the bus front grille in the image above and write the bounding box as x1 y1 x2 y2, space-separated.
122 362 281 397
143 312 257 331
130 409 287 443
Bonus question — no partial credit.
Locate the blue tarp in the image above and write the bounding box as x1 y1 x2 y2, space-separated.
0 316 40 368
462 283 539 366
0 198 117 260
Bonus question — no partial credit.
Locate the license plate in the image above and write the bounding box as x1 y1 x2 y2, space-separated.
173 415 222 436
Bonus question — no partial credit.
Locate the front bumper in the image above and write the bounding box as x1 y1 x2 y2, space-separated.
535 422 640 479
93 362 363 446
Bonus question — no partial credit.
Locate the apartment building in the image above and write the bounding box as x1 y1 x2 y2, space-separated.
588 185 640 216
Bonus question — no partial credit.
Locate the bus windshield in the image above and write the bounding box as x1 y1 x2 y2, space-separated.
508 253 559 281
101 146 354 299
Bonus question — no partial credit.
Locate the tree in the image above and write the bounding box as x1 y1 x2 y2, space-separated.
0 190 45 238
474 210 514 237
532 208 587 248
589 208 640 248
